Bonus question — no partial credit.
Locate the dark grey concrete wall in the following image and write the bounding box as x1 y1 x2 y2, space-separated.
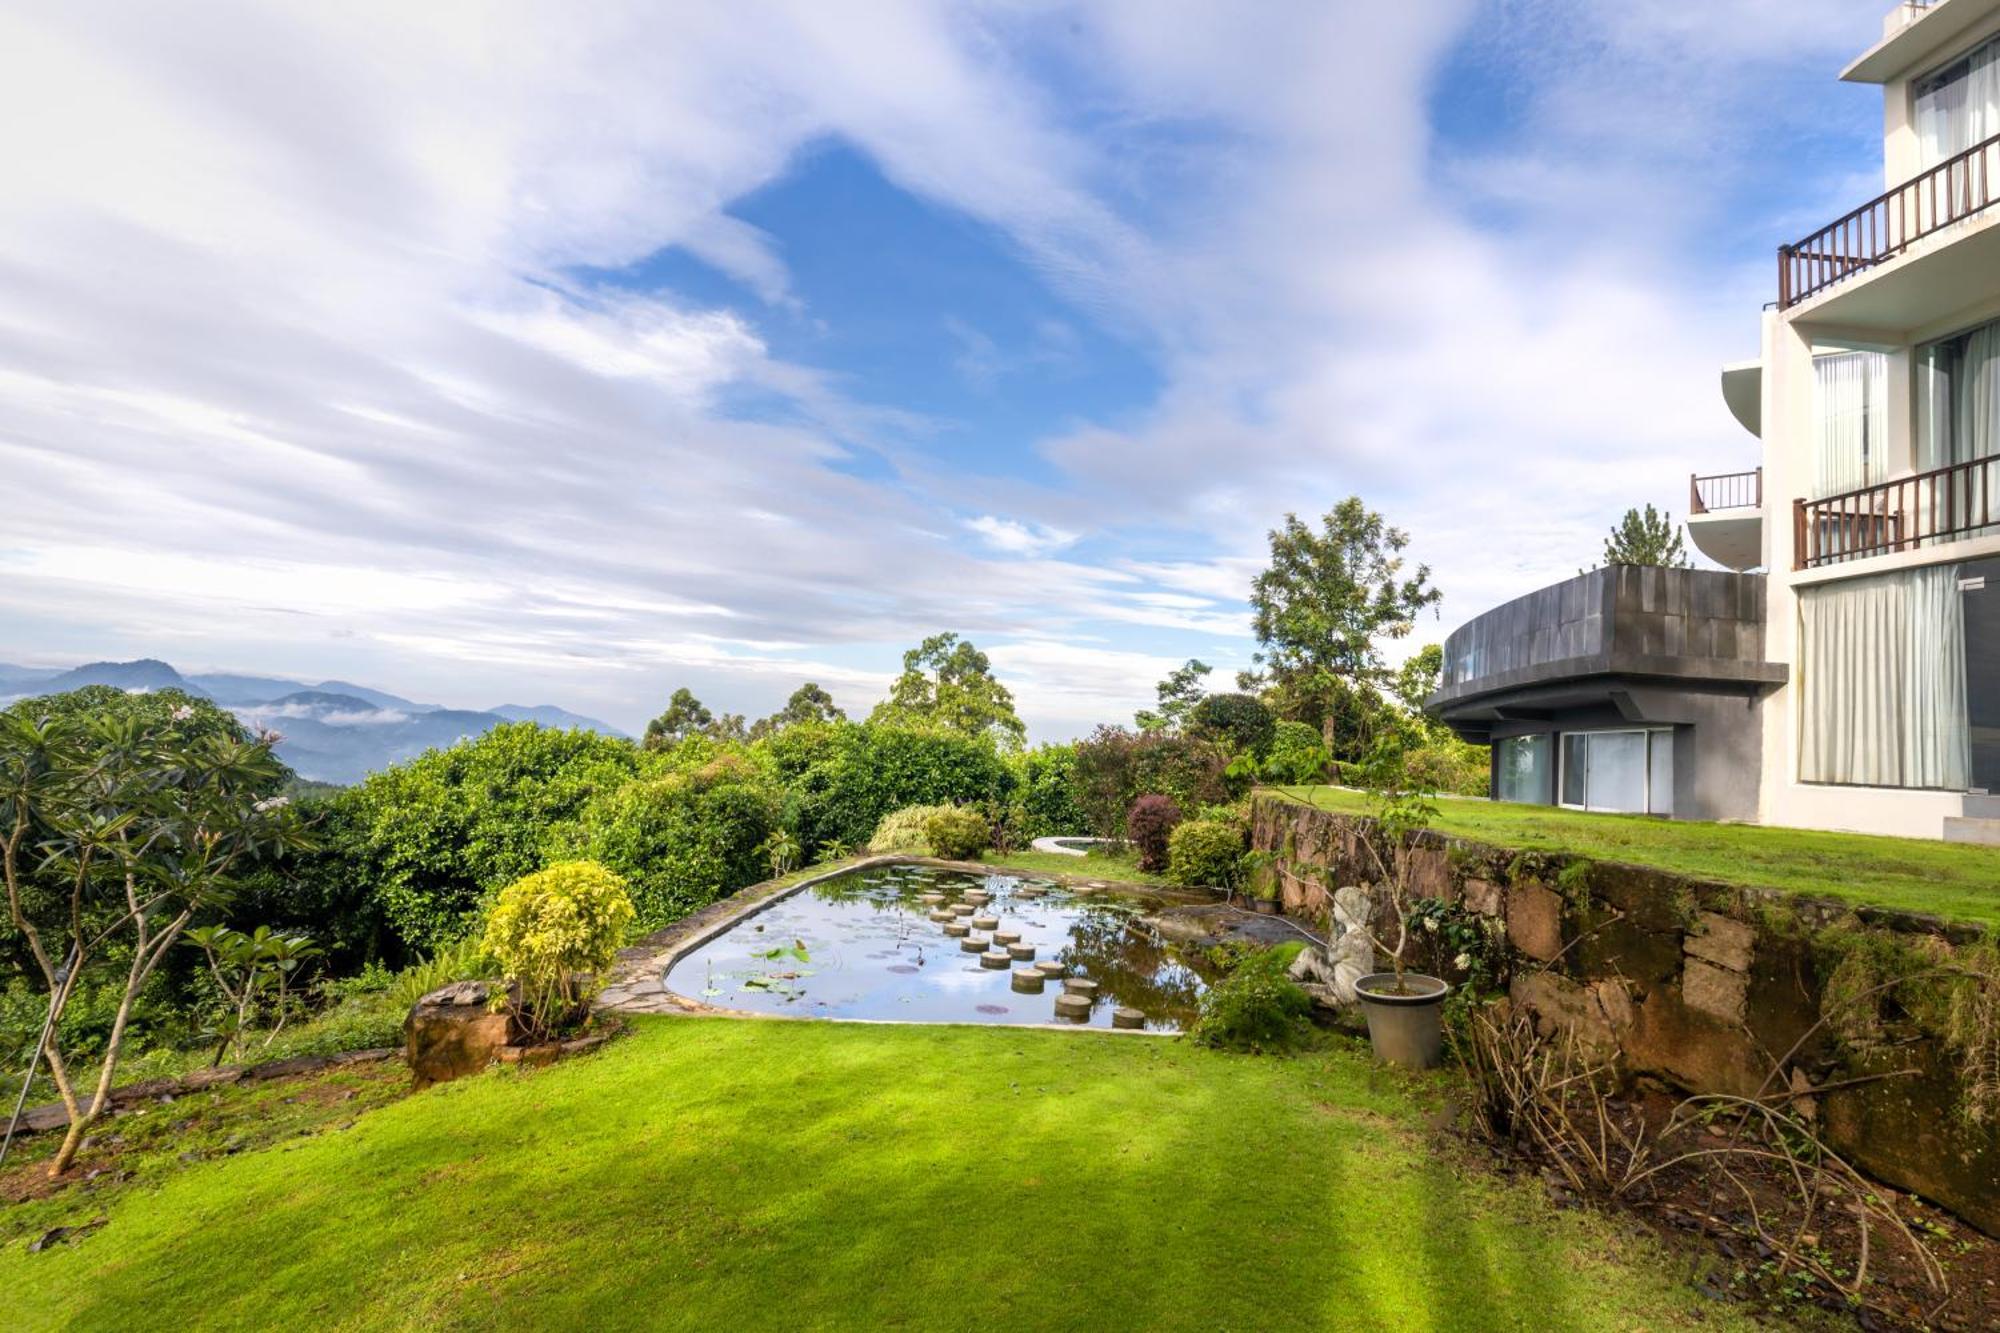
1434 567 1778 710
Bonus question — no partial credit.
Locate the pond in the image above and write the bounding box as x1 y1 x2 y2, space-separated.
662 863 1215 1031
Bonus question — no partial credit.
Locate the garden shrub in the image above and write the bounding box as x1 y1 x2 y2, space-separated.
578 754 780 929
1189 947 1314 1053
762 722 1013 855
321 723 641 957
1010 742 1088 838
923 807 992 860
1074 726 1233 837
481 861 635 1037
1167 817 1248 889
1188 692 1276 759
1125 794 1183 873
1262 720 1332 784
868 804 957 853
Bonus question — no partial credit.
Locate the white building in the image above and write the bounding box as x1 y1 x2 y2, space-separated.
1438 1 2000 842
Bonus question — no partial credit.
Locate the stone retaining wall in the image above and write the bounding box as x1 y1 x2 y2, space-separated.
1250 794 2000 1237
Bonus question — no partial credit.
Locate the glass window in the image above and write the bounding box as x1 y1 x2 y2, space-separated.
1561 734 1588 807
1648 731 1675 817
1966 558 2000 793
1586 731 1648 814
1495 735 1553 805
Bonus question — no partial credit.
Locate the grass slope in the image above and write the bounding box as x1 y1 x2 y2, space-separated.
1275 786 2000 930
5 1018 1745 1332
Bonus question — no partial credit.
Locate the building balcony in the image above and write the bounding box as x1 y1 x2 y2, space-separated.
1778 130 2000 335
1688 469 1763 571
1794 452 2000 567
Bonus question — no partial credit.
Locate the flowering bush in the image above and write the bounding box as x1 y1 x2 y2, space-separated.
1125 794 1183 873
482 861 635 1037
922 807 992 861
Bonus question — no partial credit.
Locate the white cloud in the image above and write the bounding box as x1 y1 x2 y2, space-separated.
0 0 1895 738
964 515 1078 557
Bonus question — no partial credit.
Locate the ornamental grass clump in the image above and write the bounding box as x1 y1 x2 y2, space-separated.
481 861 635 1039
867 804 957 854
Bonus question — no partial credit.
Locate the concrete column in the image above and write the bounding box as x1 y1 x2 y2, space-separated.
1757 309 1816 824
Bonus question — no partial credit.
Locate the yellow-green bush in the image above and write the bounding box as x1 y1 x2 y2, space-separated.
481 861 635 1037
923 807 991 861
1167 817 1248 889
867 804 957 853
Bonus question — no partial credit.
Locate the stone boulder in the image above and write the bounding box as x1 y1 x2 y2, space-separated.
405 980 522 1089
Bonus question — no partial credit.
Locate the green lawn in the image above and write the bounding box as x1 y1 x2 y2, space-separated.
1274 785 2000 930
977 845 1166 885
3 1018 1746 1332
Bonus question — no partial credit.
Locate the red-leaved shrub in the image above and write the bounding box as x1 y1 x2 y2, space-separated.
1125 794 1183 873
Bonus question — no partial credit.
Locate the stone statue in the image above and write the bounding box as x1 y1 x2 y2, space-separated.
1288 884 1378 1005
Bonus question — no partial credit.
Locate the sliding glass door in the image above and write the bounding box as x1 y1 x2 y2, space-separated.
1559 729 1674 816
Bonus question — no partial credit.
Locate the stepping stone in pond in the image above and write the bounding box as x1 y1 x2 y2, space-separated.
919 892 945 904
980 950 1010 969
1007 943 1036 961
964 890 992 905
950 904 976 916
928 909 956 923
1112 1007 1145 1030
888 965 921 975
1063 978 1099 997
960 935 990 953
1035 960 1067 979
1053 993 1091 1022
1011 969 1045 992
992 929 1020 946
944 921 972 937
971 915 999 931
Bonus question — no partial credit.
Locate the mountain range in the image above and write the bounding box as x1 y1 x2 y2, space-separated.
0 659 627 785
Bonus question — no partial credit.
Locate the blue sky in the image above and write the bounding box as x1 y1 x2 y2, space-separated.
0 0 1895 737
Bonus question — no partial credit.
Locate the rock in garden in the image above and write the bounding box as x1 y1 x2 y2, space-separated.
404 980 522 1090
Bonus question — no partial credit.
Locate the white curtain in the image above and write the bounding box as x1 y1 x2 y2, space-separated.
1813 352 1885 499
1799 565 1970 790
1916 39 2000 165
1917 320 2000 539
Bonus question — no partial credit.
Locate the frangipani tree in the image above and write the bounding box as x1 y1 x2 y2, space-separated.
0 692 307 1175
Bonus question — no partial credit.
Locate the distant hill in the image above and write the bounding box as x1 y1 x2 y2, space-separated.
185 671 318 704
0 660 628 785
41 658 208 696
491 704 627 735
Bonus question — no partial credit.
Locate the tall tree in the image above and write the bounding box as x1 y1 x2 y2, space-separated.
750 682 846 739
1597 504 1690 569
869 633 1025 749
1 691 306 1175
642 688 713 750
1246 499 1442 755
1135 659 1211 733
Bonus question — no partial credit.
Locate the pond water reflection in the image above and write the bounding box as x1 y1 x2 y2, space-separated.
663 864 1213 1030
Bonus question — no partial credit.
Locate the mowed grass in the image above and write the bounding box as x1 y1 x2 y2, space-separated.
2 1018 1748 1333
1274 785 2000 929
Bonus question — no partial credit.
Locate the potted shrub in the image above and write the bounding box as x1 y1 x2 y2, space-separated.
1348 734 1451 1069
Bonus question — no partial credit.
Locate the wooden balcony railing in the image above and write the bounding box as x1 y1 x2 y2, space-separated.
1779 129 2000 308
1690 468 1761 514
1794 453 2000 568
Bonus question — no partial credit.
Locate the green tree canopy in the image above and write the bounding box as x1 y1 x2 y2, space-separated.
1597 504 1690 570
1245 499 1442 753
1135 659 1211 733
643 688 714 750
869 633 1025 749
750 682 846 740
